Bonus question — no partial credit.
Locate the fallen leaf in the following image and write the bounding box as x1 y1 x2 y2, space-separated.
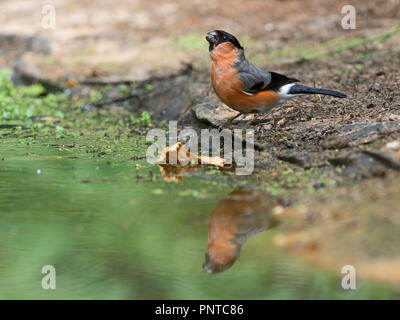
157 142 230 182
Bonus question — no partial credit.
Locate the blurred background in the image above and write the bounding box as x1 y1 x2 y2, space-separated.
1 0 399 81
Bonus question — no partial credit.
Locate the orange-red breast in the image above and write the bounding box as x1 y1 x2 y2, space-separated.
206 30 347 125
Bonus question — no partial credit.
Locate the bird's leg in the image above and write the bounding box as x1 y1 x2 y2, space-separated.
218 112 242 130
245 114 258 127
271 114 276 127
227 112 243 125
262 109 275 127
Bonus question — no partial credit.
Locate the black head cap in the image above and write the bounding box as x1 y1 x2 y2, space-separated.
206 30 243 52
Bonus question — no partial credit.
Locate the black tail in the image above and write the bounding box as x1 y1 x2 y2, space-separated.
289 84 347 98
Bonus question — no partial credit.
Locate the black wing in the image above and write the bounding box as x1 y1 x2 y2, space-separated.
265 72 299 91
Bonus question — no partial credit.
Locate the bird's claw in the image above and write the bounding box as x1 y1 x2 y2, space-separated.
217 121 231 131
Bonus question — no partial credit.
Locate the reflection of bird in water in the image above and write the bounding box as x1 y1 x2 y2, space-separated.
203 189 279 274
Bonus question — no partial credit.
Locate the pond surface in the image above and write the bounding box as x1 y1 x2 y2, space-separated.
0 137 399 299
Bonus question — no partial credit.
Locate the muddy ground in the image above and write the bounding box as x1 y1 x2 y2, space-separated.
1 0 400 289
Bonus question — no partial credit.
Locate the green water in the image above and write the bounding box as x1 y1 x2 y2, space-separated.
0 137 399 299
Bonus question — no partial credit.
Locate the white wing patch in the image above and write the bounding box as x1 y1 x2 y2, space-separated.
278 83 303 102
278 84 295 97
241 90 254 96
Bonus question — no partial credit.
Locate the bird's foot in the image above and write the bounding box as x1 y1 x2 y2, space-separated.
217 112 243 130
217 120 233 131
245 115 259 127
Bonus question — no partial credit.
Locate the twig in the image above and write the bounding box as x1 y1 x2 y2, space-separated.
81 93 139 110
79 77 137 85
293 24 400 64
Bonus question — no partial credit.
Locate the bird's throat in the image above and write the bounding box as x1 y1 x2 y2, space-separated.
210 42 239 64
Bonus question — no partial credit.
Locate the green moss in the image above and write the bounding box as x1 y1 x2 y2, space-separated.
0 70 70 124
0 68 155 159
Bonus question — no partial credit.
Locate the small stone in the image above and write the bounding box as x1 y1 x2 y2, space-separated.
278 151 311 168
272 205 285 215
321 135 349 150
386 141 400 150
277 118 287 127
389 114 400 121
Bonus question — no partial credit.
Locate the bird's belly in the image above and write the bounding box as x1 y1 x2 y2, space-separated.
213 81 280 113
211 66 280 113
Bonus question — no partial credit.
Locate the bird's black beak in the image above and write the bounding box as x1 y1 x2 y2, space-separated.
206 31 218 51
206 31 217 44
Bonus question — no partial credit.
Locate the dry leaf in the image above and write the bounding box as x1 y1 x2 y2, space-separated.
157 142 230 182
